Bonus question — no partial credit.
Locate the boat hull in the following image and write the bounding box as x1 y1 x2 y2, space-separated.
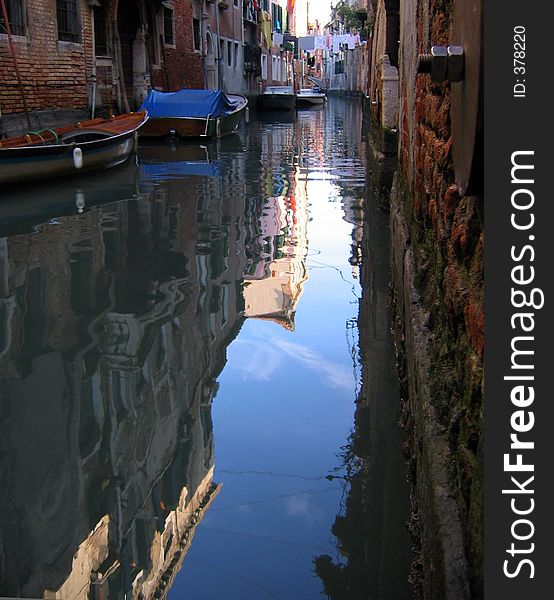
257 94 296 111
139 95 247 139
0 112 147 185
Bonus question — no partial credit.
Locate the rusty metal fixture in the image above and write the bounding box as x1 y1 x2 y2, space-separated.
451 0 483 195
416 4 482 197
447 46 465 82
417 45 465 83
417 46 448 82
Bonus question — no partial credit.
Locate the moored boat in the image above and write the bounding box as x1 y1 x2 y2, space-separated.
296 88 326 106
138 89 247 139
257 86 296 111
0 111 148 185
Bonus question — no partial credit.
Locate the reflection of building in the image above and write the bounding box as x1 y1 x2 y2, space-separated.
43 470 221 600
243 187 308 330
132 472 221 600
0 157 257 598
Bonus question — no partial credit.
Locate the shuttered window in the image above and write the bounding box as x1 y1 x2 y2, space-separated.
94 6 109 55
56 0 80 42
0 0 26 36
163 7 174 45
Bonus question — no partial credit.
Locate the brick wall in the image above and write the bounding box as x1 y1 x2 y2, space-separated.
388 0 484 597
1 0 206 118
150 0 204 91
0 0 91 115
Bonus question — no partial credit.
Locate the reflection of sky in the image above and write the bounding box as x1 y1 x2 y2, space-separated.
169 179 361 598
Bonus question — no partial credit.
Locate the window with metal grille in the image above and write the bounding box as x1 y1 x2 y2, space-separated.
56 0 79 42
163 7 174 45
193 18 200 51
93 6 109 55
0 0 26 36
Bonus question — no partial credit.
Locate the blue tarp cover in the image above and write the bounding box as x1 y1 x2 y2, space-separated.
140 89 239 118
140 160 221 181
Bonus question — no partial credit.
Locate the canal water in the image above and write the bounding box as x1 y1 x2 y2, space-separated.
0 98 411 599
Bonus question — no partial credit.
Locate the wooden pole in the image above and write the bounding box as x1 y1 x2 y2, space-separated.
0 0 32 129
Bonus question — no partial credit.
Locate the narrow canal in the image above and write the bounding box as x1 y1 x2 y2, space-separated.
0 97 411 599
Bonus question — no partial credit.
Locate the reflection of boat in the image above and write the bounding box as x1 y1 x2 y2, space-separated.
0 160 140 236
257 86 296 111
296 88 326 106
252 110 296 124
139 89 247 139
0 112 148 184
139 143 222 180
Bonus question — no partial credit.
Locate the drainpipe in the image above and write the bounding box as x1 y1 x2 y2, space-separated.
201 0 208 87
215 2 222 90
89 5 97 118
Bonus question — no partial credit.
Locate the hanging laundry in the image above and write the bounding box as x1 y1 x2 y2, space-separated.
314 36 326 50
261 11 271 49
298 36 315 52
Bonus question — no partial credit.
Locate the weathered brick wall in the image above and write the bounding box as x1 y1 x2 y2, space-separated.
0 0 91 114
390 0 484 597
151 0 204 91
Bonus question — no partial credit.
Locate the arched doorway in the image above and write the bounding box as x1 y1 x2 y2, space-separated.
117 0 147 109
205 31 217 90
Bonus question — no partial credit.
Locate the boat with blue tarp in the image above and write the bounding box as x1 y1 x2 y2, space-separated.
139 89 248 140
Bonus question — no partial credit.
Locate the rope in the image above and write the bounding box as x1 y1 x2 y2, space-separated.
26 128 60 144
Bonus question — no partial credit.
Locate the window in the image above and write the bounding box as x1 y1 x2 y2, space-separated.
227 40 232 67
0 0 25 36
93 7 109 56
163 6 174 45
193 18 201 51
219 38 224 62
234 42 239 68
261 54 268 80
147 10 160 66
271 3 283 32
56 0 80 42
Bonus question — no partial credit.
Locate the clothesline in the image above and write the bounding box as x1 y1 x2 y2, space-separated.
290 34 362 53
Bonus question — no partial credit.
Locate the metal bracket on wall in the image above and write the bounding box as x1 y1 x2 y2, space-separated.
416 0 483 196
417 45 464 83
450 0 483 196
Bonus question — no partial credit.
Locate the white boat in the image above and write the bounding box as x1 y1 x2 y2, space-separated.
296 88 326 106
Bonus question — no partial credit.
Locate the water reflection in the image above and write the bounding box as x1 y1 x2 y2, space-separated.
0 98 410 599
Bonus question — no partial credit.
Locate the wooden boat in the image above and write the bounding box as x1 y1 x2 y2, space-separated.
0 111 148 185
296 88 326 106
139 89 248 139
257 86 296 111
